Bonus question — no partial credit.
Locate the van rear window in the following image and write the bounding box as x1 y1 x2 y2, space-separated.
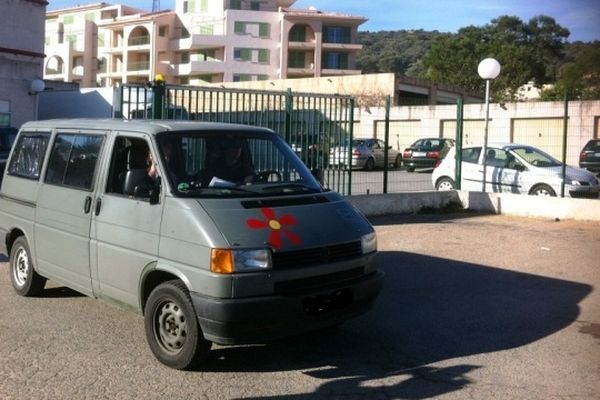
7 132 50 180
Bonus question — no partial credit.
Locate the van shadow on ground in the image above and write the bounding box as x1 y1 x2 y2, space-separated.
204 250 591 400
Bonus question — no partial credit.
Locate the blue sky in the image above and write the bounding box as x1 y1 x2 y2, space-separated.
48 0 600 42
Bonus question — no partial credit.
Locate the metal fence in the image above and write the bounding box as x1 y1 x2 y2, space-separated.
116 83 355 194
116 83 598 198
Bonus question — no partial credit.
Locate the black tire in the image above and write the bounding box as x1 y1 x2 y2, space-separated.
144 280 212 370
9 236 46 296
436 177 456 191
407 166 415 173
394 155 402 168
364 157 375 171
529 184 556 197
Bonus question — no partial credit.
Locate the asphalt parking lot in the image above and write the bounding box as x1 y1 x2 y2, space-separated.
0 211 598 400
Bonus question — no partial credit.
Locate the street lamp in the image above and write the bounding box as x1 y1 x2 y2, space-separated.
477 58 501 192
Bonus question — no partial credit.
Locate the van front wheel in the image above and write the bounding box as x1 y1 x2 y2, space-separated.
144 280 211 370
9 236 46 296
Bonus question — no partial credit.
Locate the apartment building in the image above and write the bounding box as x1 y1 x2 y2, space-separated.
1 0 47 129
44 0 366 87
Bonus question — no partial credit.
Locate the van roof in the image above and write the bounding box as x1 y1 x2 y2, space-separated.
19 119 274 136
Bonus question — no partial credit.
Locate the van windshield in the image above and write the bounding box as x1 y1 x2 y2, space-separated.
156 130 323 198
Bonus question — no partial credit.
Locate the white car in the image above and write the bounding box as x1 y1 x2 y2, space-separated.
432 143 600 198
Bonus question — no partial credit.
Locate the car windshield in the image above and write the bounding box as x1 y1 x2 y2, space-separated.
511 146 561 167
156 130 322 198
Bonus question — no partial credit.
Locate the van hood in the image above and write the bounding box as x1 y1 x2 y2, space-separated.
198 194 373 251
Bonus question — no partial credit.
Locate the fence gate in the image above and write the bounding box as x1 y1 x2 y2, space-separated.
115 83 355 195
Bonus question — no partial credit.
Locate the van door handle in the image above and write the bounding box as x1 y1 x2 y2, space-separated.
84 196 92 214
95 198 102 216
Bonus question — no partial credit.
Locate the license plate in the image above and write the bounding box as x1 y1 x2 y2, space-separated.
413 151 426 157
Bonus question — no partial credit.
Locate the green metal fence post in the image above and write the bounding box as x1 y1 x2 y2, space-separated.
455 97 464 189
348 97 355 196
383 95 391 194
284 88 293 142
151 76 165 119
561 91 569 197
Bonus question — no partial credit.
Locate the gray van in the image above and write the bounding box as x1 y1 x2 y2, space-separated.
0 119 383 369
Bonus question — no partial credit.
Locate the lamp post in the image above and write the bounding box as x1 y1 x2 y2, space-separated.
29 78 45 121
477 58 501 192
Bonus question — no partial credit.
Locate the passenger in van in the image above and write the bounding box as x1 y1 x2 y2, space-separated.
204 137 254 186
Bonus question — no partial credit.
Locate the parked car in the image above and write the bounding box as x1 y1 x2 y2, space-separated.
402 138 455 172
330 138 401 170
432 143 600 198
579 139 600 174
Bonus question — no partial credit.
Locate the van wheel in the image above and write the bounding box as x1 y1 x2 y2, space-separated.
436 177 456 191
144 280 211 370
9 236 46 296
530 184 556 197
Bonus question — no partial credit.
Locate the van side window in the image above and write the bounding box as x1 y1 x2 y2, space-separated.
45 134 104 190
7 132 50 179
105 136 152 196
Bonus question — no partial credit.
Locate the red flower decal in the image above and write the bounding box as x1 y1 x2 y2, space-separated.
246 207 302 249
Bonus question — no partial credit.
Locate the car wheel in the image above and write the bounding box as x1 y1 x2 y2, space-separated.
9 236 46 296
406 166 415 173
364 157 375 171
529 184 556 197
394 155 402 168
436 177 456 191
144 280 212 370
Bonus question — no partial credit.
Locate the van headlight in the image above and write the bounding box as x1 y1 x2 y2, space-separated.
210 248 272 274
361 232 378 254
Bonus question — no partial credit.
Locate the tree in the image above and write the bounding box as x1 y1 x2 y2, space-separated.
420 15 570 101
540 41 600 100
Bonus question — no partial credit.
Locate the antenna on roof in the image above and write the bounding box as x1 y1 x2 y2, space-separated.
152 0 160 12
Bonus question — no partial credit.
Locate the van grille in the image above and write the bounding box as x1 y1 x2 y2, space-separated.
272 241 362 269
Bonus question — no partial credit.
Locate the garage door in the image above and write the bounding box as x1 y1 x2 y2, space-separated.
512 118 564 159
441 119 499 145
374 120 421 151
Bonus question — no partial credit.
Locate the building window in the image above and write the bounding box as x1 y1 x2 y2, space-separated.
159 25 169 37
288 51 305 68
289 25 306 42
181 52 190 63
250 1 260 10
234 22 270 38
323 26 351 44
323 52 348 69
0 113 10 128
230 0 242 10
234 48 269 63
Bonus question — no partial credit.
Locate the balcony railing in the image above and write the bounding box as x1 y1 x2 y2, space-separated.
127 61 150 71
129 36 150 46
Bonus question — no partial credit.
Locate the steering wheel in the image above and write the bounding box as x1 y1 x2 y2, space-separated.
254 170 282 183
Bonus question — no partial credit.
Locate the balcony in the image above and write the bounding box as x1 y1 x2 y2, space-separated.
321 67 361 76
173 60 225 76
321 42 362 51
288 40 316 50
287 67 315 77
127 61 150 72
171 34 227 50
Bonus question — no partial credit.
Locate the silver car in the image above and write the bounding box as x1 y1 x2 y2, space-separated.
432 143 600 198
330 138 401 170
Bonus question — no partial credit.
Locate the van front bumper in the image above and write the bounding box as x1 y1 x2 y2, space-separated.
190 269 384 345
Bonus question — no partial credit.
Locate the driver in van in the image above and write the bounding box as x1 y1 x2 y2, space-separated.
205 137 254 186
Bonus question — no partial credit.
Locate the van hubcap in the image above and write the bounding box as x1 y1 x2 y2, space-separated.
155 300 187 353
13 247 29 287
